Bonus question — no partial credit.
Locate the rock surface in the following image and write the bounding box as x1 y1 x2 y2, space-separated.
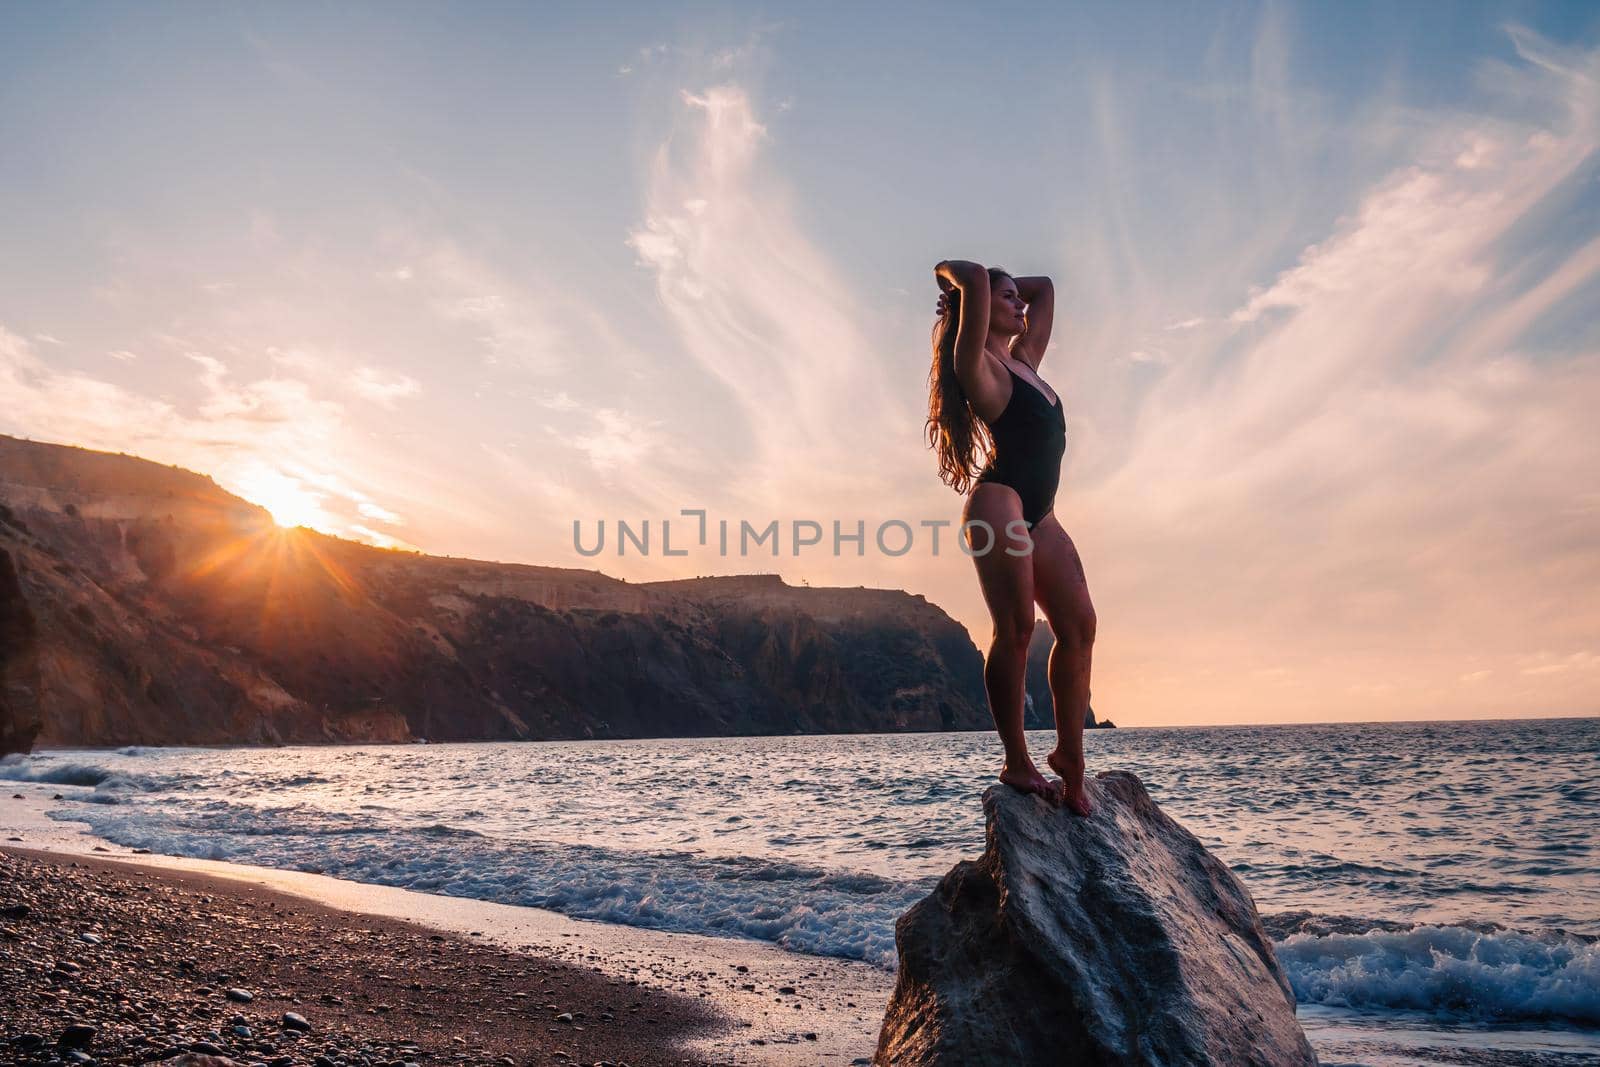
0 434 989 747
875 771 1317 1066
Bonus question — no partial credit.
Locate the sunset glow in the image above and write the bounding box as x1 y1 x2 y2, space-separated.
230 467 334 532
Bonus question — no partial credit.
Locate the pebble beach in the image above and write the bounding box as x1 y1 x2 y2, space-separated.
0 848 722 1067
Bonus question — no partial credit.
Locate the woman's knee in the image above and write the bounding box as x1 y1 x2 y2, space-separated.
1051 606 1096 650
992 612 1036 652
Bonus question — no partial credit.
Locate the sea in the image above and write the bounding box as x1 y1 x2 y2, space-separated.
4 717 1597 1065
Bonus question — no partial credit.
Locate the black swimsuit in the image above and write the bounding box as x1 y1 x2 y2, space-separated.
974 363 1066 530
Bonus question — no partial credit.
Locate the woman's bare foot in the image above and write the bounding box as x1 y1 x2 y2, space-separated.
1047 750 1093 816
999 761 1063 805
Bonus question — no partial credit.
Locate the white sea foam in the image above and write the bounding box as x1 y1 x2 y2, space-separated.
55 802 923 968
1278 924 1600 1025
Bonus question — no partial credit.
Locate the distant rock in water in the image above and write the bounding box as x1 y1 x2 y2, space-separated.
875 772 1316 1066
0 546 43 755
1022 624 1100 729
0 435 990 746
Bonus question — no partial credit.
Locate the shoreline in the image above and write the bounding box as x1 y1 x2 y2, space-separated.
1 782 892 1065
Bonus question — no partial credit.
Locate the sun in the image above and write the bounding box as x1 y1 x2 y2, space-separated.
230 467 332 531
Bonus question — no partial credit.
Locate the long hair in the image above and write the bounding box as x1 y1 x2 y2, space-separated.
926 267 1012 494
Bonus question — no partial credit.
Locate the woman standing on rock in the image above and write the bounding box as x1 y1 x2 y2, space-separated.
927 260 1096 816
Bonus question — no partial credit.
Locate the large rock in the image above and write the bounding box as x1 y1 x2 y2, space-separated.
875 772 1317 1066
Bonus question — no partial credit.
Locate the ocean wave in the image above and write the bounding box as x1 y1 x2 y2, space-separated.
41 790 1600 1021
417 823 484 838
0 755 158 794
52 803 925 968
1277 924 1600 1026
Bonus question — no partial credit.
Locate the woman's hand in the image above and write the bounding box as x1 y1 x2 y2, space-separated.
935 290 955 317
935 259 984 293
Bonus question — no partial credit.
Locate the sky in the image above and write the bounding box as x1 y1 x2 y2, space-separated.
2 1 1598 727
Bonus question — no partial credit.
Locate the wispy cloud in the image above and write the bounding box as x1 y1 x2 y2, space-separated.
626 84 925 519
351 367 422 408
348 524 420 552
1073 28 1600 721
569 407 660 472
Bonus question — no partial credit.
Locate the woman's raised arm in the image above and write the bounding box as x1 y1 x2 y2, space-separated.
935 260 1004 407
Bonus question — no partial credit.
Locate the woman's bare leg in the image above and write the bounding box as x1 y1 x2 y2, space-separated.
1029 512 1097 815
964 485 1060 804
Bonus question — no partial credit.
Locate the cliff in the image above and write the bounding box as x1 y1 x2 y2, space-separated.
875 773 1317 1065
0 546 43 754
0 436 990 748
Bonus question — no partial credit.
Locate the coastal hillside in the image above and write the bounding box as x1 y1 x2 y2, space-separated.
0 435 991 748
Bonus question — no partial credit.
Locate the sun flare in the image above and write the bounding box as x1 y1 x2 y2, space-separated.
230 467 332 531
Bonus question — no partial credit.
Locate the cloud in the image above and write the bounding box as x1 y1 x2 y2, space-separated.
186 354 330 424
570 407 660 472
1072 29 1600 722
347 524 420 551
625 83 927 518
350 366 422 408
357 499 403 525
1517 650 1599 677
534 391 579 411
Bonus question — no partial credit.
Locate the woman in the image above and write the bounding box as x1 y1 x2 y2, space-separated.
927 259 1097 816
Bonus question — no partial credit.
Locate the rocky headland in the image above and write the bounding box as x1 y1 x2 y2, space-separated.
0 436 993 749
875 772 1317 1066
